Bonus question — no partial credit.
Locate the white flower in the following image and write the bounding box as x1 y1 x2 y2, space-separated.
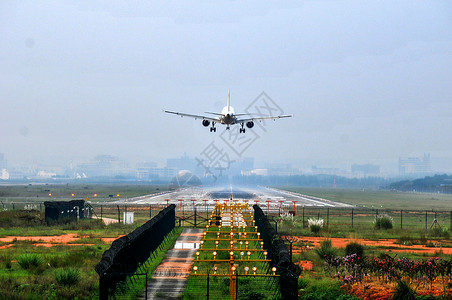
307 218 324 228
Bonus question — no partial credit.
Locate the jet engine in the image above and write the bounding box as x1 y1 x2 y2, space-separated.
202 120 210 127
246 121 254 128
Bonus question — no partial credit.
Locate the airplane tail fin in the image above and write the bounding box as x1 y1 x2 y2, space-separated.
227 88 230 111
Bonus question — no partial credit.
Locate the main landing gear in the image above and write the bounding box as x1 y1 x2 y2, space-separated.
240 123 246 133
210 122 216 132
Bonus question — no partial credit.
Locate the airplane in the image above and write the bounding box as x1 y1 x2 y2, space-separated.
164 89 292 133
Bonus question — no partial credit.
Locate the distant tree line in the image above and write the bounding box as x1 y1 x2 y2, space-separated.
389 174 452 193
229 174 390 189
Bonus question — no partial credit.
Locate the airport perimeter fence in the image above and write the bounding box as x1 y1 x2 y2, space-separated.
1 200 452 232
184 273 281 299
287 206 452 232
95 204 175 300
254 205 301 300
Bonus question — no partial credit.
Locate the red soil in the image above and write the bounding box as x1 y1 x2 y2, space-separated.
0 234 124 248
287 236 452 255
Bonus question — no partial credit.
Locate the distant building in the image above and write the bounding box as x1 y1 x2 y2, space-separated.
399 153 431 175
0 153 6 170
311 166 343 176
76 155 132 178
351 164 380 177
0 169 9 180
135 161 178 180
167 153 197 172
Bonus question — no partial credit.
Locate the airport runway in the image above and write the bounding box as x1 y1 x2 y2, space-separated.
117 186 352 209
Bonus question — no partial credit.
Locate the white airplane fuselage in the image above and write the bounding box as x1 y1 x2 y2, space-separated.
220 105 236 125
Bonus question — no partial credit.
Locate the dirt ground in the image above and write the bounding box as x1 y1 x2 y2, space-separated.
287 236 452 255
0 233 123 248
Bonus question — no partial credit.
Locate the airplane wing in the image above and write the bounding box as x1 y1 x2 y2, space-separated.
236 114 292 123
164 110 220 122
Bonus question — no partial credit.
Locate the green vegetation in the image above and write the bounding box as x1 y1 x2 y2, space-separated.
0 183 168 203
390 174 452 193
344 242 364 259
315 239 337 260
393 280 416 300
280 187 452 210
298 276 359 300
0 211 148 299
17 253 43 269
55 268 80 286
375 214 394 230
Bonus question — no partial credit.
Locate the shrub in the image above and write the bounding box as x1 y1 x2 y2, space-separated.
307 218 324 233
315 239 337 260
55 268 80 286
375 214 393 230
17 253 42 269
299 278 359 300
392 280 416 300
345 242 364 259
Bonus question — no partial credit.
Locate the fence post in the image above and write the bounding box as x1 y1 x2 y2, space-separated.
194 205 197 227
351 208 354 228
327 208 329 227
117 205 120 223
425 210 428 230
302 206 305 228
400 210 403 229
145 273 148 300
150 204 152 219
207 272 209 300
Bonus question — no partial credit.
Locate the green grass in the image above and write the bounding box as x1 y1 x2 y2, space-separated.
281 187 452 210
0 183 169 200
0 216 144 299
298 276 359 300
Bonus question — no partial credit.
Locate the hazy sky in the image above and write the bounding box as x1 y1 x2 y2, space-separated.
1 1 452 172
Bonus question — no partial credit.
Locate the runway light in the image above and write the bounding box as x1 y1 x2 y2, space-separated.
245 266 249 275
196 252 200 260
213 251 217 260
71 193 75 197
116 194 120 197
252 266 257 275
247 251 251 260
193 266 198 275
213 266 217 274
272 267 277 275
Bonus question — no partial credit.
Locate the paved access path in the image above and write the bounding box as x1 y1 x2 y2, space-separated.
141 228 204 299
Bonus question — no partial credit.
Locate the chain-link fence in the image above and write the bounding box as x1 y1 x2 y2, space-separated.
1 200 451 231
293 206 452 231
185 274 281 300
